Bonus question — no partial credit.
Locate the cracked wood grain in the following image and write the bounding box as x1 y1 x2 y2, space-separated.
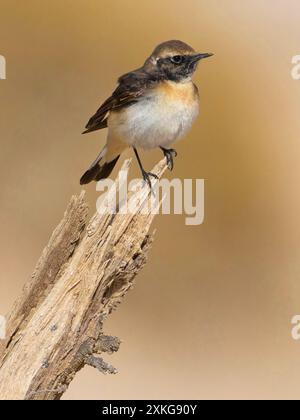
0 158 167 400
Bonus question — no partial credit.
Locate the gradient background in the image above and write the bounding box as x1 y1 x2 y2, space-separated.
1 0 300 400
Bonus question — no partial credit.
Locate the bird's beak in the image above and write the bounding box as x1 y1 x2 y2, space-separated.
191 53 214 62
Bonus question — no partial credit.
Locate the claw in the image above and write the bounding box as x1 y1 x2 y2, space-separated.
142 171 159 190
160 148 177 171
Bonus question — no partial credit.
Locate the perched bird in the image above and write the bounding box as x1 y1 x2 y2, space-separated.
80 40 213 187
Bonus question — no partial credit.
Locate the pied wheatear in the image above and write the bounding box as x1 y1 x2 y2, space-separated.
80 40 213 187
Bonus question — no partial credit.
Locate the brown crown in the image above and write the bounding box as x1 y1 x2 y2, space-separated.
151 40 195 59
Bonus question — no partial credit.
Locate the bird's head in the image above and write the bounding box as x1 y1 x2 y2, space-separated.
144 40 213 82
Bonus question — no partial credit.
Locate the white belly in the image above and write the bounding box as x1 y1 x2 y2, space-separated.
108 85 199 150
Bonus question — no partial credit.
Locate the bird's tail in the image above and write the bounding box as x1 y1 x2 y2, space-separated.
80 145 120 185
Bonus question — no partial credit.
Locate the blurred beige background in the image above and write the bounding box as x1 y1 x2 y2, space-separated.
1 0 300 400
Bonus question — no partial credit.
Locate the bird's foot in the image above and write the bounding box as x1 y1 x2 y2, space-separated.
142 170 159 190
160 148 178 171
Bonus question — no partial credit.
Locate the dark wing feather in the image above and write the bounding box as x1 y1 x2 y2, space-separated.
82 68 157 134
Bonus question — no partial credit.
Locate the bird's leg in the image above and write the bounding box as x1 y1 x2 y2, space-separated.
160 147 177 171
133 147 158 190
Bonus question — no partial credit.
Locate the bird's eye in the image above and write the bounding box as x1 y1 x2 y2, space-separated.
170 55 183 64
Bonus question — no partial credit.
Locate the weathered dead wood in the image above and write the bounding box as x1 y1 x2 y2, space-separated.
0 158 167 400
